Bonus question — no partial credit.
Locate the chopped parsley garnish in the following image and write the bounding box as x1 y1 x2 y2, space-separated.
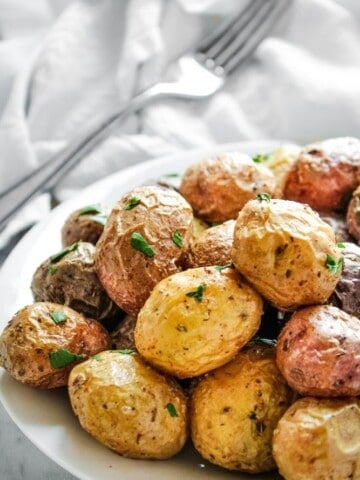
78 204 103 216
336 242 345 249
166 403 179 417
252 153 269 163
257 193 271 202
50 242 79 263
49 265 57 275
130 232 155 257
92 354 103 362
90 213 107 226
123 196 141 210
49 349 84 369
215 263 233 272
172 230 183 248
326 255 343 274
186 283 206 302
116 349 134 355
50 311 67 324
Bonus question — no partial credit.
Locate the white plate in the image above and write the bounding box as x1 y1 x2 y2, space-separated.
0 141 283 480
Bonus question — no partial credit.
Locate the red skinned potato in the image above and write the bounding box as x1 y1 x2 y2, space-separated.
346 184 360 242
95 186 193 317
61 204 107 246
284 137 360 212
276 305 360 397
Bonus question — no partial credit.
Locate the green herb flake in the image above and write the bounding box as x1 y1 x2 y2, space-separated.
123 196 141 210
251 336 277 347
130 232 155 257
49 265 58 275
49 349 84 369
163 173 180 178
257 193 271 202
78 204 103 216
116 349 134 355
92 354 103 362
326 255 343 274
215 263 233 272
336 242 345 249
172 230 183 248
252 153 269 164
90 213 107 226
186 283 206 303
50 311 67 324
166 403 179 417
50 242 79 263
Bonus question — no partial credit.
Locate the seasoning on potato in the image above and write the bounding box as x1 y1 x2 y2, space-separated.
68 350 188 460
190 344 294 473
135 266 263 378
0 302 111 388
346 184 360 242
95 185 194 317
61 204 107 246
284 136 360 212
273 397 360 480
179 152 278 223
31 241 118 322
276 304 360 396
231 198 343 310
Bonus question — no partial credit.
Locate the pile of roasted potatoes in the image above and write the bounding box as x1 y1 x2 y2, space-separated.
1 136 360 479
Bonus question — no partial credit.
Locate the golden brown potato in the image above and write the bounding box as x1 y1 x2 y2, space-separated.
231 198 343 310
273 397 360 480
346 184 360 242
190 345 294 473
135 266 262 378
68 350 188 459
31 241 118 322
185 220 235 268
95 186 194 317
61 204 107 246
276 305 360 396
284 137 360 211
179 152 278 223
263 143 301 195
0 302 111 388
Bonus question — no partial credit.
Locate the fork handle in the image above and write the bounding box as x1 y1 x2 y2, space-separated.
0 85 166 232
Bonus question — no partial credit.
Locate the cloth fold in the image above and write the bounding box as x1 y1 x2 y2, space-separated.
0 0 360 245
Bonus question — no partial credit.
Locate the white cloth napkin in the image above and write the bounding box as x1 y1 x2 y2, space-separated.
0 0 360 246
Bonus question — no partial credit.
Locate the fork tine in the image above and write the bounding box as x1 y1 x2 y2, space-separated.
222 0 290 73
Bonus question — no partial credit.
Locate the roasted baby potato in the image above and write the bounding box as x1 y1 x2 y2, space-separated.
61 204 107 246
273 397 360 480
95 186 194 317
110 315 136 350
179 152 278 223
135 266 262 378
284 137 360 211
0 302 111 388
346 184 360 242
328 242 360 317
276 305 360 397
185 220 235 268
231 198 343 310
31 241 118 322
190 345 294 473
68 350 188 459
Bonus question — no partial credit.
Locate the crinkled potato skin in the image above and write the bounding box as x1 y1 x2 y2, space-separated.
231 199 342 310
95 186 194 317
0 302 111 388
61 208 105 246
284 137 360 212
276 305 360 397
31 242 117 322
185 220 235 268
190 345 294 473
135 266 263 378
179 152 278 223
346 184 360 242
68 351 188 460
273 397 360 480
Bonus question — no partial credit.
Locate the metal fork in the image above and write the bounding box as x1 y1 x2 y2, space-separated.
0 0 290 231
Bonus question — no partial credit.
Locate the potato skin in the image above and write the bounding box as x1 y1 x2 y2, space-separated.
0 302 111 388
135 266 262 378
190 345 294 473
276 305 360 397
273 397 360 480
95 186 193 317
61 206 106 247
68 351 188 459
179 152 278 223
284 137 360 211
346 184 360 242
31 242 117 322
265 143 301 195
231 198 342 310
185 220 235 268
